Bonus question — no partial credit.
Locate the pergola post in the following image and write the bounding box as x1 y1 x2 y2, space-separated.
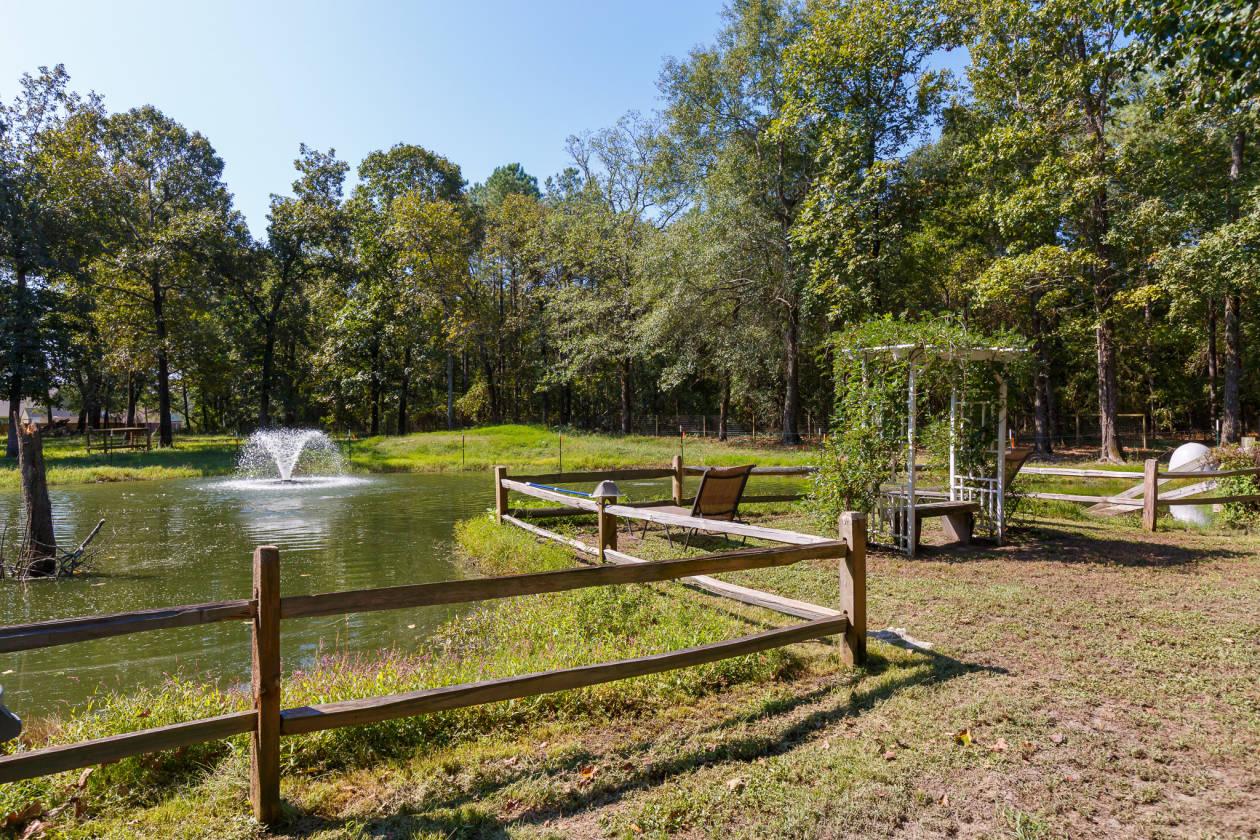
996 374 1008 545
949 385 958 501
906 359 917 558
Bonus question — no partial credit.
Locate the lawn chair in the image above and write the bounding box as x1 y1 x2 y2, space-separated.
637 464 754 549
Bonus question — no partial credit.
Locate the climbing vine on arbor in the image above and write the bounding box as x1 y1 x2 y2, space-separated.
808 317 1028 527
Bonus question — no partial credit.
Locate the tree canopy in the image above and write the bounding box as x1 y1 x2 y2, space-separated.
2 3 1257 458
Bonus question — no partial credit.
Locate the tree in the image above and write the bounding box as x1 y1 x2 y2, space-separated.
343 144 467 432
471 162 541 209
93 106 236 446
0 65 104 457
1126 0 1260 442
544 114 677 434
963 0 1133 462
660 0 816 444
779 0 954 318
242 145 349 428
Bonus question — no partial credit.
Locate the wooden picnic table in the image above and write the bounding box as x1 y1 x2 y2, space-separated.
85 426 152 454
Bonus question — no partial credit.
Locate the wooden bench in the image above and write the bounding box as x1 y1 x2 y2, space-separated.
891 500 981 550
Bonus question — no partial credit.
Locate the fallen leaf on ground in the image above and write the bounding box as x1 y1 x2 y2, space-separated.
726 776 747 793
989 737 1008 752
883 750 897 761
77 767 94 788
19 819 45 840
2 802 43 829
1050 732 1065 745
939 793 950 806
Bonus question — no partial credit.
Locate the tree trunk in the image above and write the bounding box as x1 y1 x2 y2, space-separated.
480 352 500 425
397 345 411 436
258 324 276 429
718 377 730 442
1223 294 1242 443
619 360 632 435
1222 129 1246 443
1032 308 1053 456
780 299 802 445
126 372 139 427
446 350 454 430
17 422 56 575
5 266 29 460
1096 317 1124 462
1208 300 1218 432
182 376 194 434
5 370 20 460
152 284 174 447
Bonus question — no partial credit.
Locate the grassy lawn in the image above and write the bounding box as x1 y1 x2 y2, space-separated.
0 425 820 489
347 425 818 474
0 434 245 490
3 501 1257 839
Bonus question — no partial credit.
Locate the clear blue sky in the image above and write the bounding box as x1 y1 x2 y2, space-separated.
1 0 730 236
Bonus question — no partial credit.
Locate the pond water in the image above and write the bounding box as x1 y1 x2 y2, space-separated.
0 469 810 720
0 472 493 719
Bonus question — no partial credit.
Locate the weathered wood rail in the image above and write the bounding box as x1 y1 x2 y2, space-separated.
0 507 867 824
1020 457 1260 531
504 457 816 512
493 463 865 646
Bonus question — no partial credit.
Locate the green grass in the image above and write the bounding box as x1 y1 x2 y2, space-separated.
5 507 1259 838
348 424 817 474
0 425 816 489
0 515 804 837
0 434 244 489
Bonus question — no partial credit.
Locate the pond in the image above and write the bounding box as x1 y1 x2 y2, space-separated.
0 468 810 721
0 472 493 719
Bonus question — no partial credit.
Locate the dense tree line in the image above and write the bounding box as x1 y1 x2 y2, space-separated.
1 0 1255 461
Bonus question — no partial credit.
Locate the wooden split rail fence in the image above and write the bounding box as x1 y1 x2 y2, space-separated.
1021 458 1260 531
492 461 865 653
0 469 864 825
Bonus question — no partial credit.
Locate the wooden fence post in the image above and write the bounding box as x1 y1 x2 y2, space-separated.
494 466 508 524
1142 458 1159 532
838 512 867 666
250 546 281 824
671 454 684 505
597 499 618 561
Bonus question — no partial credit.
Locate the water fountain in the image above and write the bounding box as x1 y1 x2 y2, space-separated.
231 429 360 489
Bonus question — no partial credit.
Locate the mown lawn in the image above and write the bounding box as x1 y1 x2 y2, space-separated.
2 501 1257 839
0 425 818 489
347 424 818 474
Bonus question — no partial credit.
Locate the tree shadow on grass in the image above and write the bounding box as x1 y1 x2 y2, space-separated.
907 520 1245 568
277 646 999 839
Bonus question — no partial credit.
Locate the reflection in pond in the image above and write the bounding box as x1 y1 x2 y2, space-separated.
0 472 491 717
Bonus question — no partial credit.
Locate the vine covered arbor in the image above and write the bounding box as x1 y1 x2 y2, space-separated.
812 321 1030 556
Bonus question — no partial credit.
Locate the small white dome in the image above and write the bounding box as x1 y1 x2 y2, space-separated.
1167 442 1215 526
1168 442 1212 472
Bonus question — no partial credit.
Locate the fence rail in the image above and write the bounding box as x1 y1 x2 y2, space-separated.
0 506 865 824
1020 456 1260 531
508 457 816 515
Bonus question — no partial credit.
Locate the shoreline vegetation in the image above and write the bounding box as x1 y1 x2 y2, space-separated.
2 506 1257 838
0 423 1183 491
